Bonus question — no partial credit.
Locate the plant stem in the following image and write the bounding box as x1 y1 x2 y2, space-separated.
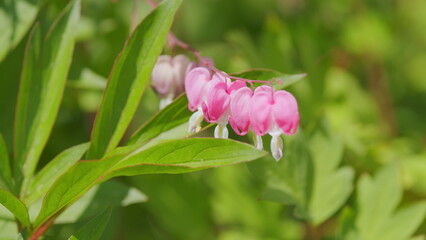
145 0 273 86
30 217 55 240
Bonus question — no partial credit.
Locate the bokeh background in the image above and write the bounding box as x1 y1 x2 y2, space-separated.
1 0 425 239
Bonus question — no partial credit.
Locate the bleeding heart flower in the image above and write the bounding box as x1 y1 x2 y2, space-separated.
202 78 246 138
185 67 212 112
151 54 191 109
229 86 253 136
230 85 299 161
185 66 246 137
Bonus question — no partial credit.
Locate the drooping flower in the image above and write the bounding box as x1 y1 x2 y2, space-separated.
251 86 299 161
185 67 245 138
185 67 213 133
230 85 299 161
151 54 191 109
202 78 246 138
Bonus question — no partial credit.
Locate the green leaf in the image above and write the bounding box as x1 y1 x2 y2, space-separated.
14 0 80 193
251 124 354 224
107 138 267 178
22 143 89 205
0 189 30 228
0 0 38 62
250 131 314 219
350 163 426 240
0 133 12 191
16 230 28 240
126 94 191 147
54 180 146 224
308 128 354 225
356 163 402 238
231 69 306 89
67 207 111 240
34 138 265 229
67 68 107 91
86 0 183 159
380 202 426 240
0 218 17 239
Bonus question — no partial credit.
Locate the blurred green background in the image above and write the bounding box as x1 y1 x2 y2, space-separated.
1 0 425 239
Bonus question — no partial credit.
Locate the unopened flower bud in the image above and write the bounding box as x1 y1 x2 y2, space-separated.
152 54 191 108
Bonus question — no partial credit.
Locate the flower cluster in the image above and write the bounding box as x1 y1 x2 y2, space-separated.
185 67 300 161
151 54 300 161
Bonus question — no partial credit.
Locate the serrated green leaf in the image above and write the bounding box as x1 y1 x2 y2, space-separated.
350 163 425 240
308 128 354 225
356 163 402 238
34 138 265 229
250 131 314 219
232 68 306 89
126 94 191 146
0 133 12 191
0 0 38 62
310 167 354 225
14 0 80 193
0 189 30 228
380 202 426 240
251 124 354 224
86 0 183 159
67 207 111 240
22 143 89 205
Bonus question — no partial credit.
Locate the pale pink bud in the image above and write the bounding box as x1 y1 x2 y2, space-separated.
172 55 191 95
152 55 191 108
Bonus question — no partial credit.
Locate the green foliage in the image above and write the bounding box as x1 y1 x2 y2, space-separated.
0 0 425 238
341 164 426 240
54 180 146 224
232 68 306 89
14 0 80 193
127 94 190 147
0 0 38 62
0 189 30 229
249 123 354 225
0 133 12 191
308 125 354 225
67 208 111 240
22 143 89 205
35 138 265 229
86 0 183 159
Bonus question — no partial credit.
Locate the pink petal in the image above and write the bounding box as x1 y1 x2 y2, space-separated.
212 72 231 85
185 67 212 111
203 78 230 123
273 90 299 135
250 86 274 136
229 87 252 135
151 55 174 98
227 80 247 94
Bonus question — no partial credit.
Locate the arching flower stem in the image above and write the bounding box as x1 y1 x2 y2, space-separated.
166 30 273 87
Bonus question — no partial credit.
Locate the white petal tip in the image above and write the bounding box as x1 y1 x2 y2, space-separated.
272 151 283 161
271 135 284 161
188 110 204 134
254 135 263 150
214 124 229 139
